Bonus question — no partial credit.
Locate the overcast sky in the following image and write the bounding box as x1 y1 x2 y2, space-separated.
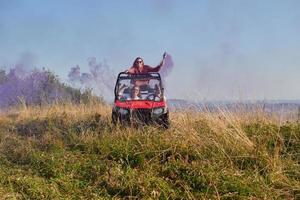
1 0 300 101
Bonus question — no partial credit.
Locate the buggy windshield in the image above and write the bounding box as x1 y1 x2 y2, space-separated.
115 73 163 101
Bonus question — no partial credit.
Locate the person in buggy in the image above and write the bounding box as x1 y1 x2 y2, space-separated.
118 85 141 100
123 52 167 91
125 53 167 74
117 83 162 101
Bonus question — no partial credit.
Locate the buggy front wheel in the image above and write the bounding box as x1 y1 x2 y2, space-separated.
112 111 118 125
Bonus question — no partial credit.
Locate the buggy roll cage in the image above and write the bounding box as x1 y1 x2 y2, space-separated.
114 72 164 101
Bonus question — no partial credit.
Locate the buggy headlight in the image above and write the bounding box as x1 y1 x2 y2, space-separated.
119 108 129 115
153 108 163 115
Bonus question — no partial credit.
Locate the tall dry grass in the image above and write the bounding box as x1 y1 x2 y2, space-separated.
0 102 299 199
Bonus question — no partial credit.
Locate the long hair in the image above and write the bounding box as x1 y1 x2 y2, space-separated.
132 57 144 67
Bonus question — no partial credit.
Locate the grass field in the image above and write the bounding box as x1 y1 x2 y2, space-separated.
0 103 299 199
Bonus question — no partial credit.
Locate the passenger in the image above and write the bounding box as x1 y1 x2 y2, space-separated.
125 53 166 74
146 84 162 101
154 84 162 100
129 86 141 100
118 84 141 100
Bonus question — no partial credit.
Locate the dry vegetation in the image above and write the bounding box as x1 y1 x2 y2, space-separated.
0 103 299 199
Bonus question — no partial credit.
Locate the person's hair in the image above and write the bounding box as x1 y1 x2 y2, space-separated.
131 86 141 98
133 57 144 67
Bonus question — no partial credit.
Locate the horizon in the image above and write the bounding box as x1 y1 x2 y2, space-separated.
1 0 300 101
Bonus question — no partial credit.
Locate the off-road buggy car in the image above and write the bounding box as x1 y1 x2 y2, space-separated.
112 72 170 128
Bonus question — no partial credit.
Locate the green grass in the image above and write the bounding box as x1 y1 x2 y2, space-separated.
0 104 299 199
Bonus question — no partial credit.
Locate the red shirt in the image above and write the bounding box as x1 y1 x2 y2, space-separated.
127 65 161 74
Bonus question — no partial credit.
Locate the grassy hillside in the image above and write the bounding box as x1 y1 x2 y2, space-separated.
0 103 299 199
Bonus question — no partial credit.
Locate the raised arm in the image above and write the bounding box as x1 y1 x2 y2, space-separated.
118 84 128 96
145 64 162 73
146 52 166 72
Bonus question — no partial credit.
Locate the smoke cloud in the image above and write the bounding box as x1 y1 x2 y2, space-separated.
0 53 55 107
160 53 174 79
0 67 68 107
68 57 116 100
0 53 105 108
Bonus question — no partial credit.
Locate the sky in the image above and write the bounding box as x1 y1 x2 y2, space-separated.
0 0 300 101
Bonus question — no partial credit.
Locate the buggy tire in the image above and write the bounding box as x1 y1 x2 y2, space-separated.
112 111 118 125
160 112 170 129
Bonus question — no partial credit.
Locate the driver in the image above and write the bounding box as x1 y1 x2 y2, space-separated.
154 84 162 100
125 53 166 74
118 85 141 100
143 84 162 101
147 84 162 101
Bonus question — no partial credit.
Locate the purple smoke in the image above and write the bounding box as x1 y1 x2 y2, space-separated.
68 57 116 100
68 65 81 83
0 67 68 107
160 53 174 79
159 53 174 92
